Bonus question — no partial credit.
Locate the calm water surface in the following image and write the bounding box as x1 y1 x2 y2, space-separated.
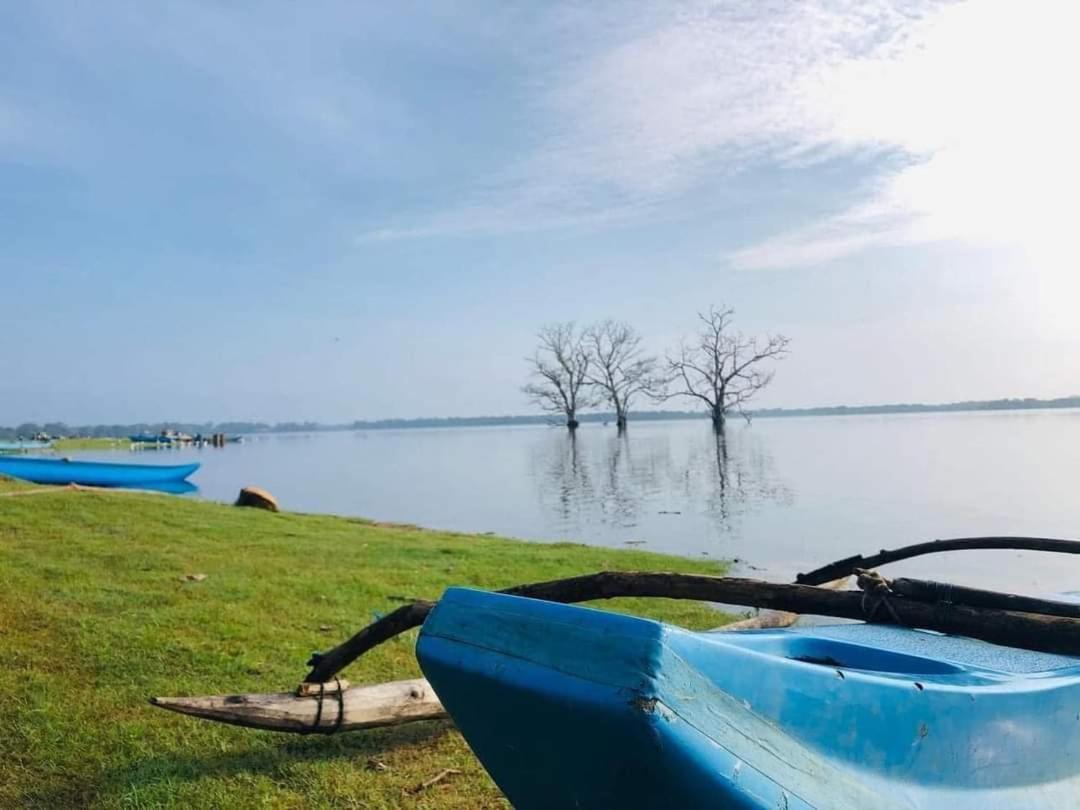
71 410 1080 593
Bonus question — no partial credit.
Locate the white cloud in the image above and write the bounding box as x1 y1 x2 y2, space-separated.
372 0 1080 275
369 0 944 239
729 0 1080 269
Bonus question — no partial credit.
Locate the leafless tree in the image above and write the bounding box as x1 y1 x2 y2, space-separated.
523 323 599 430
667 306 790 432
584 320 664 432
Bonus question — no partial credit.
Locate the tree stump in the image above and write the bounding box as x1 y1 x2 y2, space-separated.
235 486 279 512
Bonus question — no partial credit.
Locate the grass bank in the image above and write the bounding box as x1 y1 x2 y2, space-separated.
52 437 126 451
0 476 731 808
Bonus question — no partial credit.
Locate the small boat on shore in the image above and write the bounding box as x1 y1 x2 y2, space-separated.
417 587 1080 809
0 456 199 487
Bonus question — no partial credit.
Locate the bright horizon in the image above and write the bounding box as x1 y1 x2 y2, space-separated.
5 1 1079 424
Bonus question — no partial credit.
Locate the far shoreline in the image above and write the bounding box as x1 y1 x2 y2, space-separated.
5 395 1079 442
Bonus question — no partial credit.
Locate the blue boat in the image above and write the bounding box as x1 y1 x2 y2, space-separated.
0 456 199 487
129 433 174 444
418 587 1080 809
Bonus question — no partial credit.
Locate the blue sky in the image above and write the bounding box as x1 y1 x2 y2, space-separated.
3 1 1078 423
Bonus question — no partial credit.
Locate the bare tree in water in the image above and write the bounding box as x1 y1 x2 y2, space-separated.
584 321 664 432
523 323 599 430
667 306 790 432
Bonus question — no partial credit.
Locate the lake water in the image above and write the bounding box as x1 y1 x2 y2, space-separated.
68 409 1080 594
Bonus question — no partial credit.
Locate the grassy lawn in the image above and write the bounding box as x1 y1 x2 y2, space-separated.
51 437 127 451
0 476 731 808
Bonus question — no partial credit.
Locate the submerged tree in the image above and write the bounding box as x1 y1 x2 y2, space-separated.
667 306 790 432
584 320 664 431
523 323 599 430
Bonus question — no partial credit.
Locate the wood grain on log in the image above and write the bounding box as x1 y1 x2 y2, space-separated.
887 576 1080 619
151 678 445 733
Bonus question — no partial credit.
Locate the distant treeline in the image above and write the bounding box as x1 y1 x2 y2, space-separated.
751 396 1080 419
349 396 1080 429
4 396 1080 439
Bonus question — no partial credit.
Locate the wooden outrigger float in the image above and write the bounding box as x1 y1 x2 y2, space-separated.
152 677 447 733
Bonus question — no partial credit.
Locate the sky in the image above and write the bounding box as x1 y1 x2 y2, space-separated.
3 0 1079 424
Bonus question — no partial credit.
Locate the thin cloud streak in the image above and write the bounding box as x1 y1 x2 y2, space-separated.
367 0 947 242
369 0 1080 278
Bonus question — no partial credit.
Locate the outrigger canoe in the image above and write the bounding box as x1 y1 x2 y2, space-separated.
417 587 1080 809
0 456 199 487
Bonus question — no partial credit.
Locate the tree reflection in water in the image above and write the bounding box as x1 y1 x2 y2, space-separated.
532 429 594 526
530 423 792 544
697 429 794 531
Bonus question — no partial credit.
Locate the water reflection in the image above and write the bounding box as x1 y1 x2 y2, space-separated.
530 424 792 547
533 431 595 525
598 432 648 530
689 430 795 532
136 480 199 495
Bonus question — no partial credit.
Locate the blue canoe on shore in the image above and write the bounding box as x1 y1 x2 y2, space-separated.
0 456 199 487
418 588 1080 809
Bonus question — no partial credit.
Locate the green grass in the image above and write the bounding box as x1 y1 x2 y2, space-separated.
0 476 732 808
52 437 126 451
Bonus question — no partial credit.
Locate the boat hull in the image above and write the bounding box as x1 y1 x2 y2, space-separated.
129 434 174 443
0 456 199 487
418 588 1080 809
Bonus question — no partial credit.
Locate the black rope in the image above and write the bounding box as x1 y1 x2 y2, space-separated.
856 569 903 625
308 680 326 734
331 677 345 734
302 676 346 735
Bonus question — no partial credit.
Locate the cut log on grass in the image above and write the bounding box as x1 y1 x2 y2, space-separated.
151 677 446 734
235 486 279 512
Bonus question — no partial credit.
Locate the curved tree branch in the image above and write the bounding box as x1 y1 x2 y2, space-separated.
797 536 1080 585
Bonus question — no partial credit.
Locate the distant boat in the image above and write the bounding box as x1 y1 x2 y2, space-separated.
0 456 199 487
0 440 53 452
418 587 1080 809
129 434 174 444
